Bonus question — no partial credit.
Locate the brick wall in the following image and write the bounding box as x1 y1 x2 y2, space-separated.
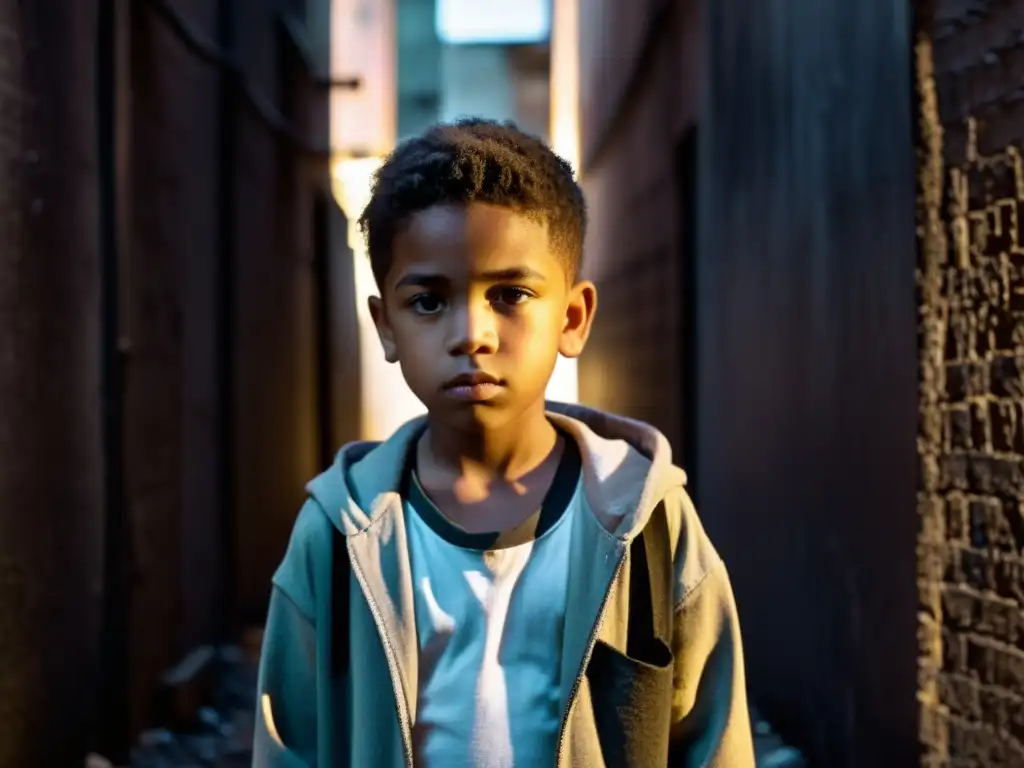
917 2 1024 764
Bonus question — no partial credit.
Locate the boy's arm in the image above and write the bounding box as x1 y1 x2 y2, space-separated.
253 501 324 767
667 489 756 768
253 587 318 767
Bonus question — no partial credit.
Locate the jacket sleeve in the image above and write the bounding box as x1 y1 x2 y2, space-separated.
253 587 318 767
667 488 756 768
252 502 324 767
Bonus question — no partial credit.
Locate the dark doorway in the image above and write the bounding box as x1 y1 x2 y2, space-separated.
674 125 699 504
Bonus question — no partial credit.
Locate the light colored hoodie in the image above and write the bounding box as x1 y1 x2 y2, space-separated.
253 402 755 767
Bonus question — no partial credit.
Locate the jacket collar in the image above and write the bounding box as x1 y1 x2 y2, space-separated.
323 402 686 543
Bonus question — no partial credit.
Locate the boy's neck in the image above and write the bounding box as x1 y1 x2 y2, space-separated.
421 405 557 483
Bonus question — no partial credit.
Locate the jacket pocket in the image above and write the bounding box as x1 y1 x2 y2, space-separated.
253 694 312 768
585 639 674 767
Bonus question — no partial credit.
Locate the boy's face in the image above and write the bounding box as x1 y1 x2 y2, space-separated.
369 202 596 433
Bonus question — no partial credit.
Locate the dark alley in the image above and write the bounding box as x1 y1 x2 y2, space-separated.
2 0 1023 767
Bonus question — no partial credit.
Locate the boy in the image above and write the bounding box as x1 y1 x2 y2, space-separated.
253 119 754 767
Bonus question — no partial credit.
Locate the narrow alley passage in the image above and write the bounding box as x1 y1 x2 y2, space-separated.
5 0 1022 764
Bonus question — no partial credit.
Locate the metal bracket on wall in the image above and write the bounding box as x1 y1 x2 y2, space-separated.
142 0 361 157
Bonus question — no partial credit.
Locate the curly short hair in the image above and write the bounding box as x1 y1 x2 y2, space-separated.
358 118 587 287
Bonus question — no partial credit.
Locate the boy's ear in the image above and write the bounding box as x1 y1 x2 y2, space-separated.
559 280 598 359
368 296 399 363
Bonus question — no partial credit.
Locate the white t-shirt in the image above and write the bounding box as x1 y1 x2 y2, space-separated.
405 440 581 768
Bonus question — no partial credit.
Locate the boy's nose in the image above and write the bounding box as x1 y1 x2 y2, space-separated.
446 303 498 356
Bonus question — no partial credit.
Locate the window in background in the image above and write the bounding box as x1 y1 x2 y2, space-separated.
436 0 550 45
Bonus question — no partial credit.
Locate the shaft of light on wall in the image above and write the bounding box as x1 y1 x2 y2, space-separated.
331 157 427 441
549 0 580 171
547 0 580 405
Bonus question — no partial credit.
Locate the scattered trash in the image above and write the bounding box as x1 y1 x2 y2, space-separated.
129 645 257 767
760 745 809 767
751 706 809 767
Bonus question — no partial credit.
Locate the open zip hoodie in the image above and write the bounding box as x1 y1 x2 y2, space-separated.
253 402 755 767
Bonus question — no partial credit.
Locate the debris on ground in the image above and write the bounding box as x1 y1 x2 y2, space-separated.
752 707 809 767
117 645 257 768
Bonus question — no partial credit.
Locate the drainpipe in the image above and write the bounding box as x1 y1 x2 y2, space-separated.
216 0 238 635
95 0 131 760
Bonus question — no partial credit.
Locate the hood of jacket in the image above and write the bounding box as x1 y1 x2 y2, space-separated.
310 401 688 543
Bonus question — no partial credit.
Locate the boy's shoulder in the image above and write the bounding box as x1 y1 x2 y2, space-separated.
271 423 422 615
658 484 724 608
271 496 334 620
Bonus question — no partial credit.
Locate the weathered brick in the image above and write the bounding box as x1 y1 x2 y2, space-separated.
941 454 970 490
944 542 965 583
921 494 948 544
923 450 943 492
944 627 967 672
942 586 978 631
970 402 990 451
991 644 1024 692
945 314 970 362
947 716 1012 765
968 497 1018 551
939 673 981 720
947 362 990 402
977 684 1011 733
1007 689 1024 746
947 406 973 451
965 636 996 683
960 547 995 592
992 311 1019 353
967 456 1024 498
946 494 970 544
990 399 1024 454
920 654 940 692
920 699 951 755
990 555 1024 604
977 594 1024 646
920 541 948 585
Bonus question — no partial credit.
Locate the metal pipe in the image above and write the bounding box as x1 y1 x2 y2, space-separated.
217 0 238 637
94 0 131 758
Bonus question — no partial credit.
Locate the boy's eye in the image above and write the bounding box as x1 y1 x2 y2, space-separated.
493 287 533 307
409 293 446 314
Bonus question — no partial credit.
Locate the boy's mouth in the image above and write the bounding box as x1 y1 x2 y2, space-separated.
442 371 505 402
